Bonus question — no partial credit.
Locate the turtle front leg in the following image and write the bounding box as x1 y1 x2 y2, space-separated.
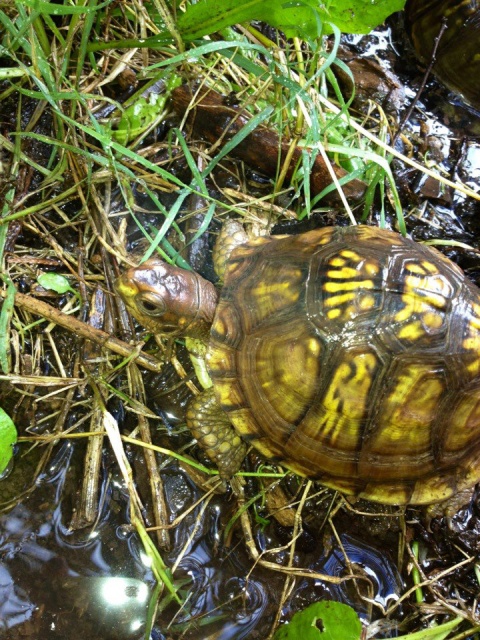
186 387 247 480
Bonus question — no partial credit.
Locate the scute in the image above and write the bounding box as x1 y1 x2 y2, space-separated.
207 225 480 504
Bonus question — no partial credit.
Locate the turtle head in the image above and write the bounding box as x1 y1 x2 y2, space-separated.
116 259 219 341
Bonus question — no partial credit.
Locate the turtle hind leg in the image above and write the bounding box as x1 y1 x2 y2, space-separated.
186 387 247 480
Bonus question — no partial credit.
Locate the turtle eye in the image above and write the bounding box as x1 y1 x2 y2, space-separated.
136 292 166 317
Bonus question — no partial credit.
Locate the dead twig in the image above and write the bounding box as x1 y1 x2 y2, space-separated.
0 289 163 372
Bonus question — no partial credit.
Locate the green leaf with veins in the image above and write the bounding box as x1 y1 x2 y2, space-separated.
177 0 407 41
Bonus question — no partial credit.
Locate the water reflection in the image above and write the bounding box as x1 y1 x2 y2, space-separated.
0 436 410 640
0 442 154 640
319 533 401 614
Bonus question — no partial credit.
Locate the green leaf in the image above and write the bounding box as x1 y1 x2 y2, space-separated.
324 0 406 34
177 0 324 40
37 273 75 295
273 601 362 640
177 0 407 41
0 407 17 476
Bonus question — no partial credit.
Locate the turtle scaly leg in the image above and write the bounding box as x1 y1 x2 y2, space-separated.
186 387 247 480
212 220 248 280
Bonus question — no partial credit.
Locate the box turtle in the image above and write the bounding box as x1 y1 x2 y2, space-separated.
116 224 480 507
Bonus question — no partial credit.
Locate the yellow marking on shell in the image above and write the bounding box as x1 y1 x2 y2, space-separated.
469 303 480 330
409 477 454 506
255 332 322 426
364 261 380 276
323 363 349 415
397 320 425 341
463 337 480 350
460 299 480 375
383 367 444 435
213 322 227 339
260 341 320 392
340 250 361 260
327 267 360 279
308 337 321 357
360 483 410 506
316 352 377 446
394 261 449 335
463 331 480 375
327 308 342 319
422 260 440 273
406 261 437 275
394 300 415 323
214 379 242 410
252 279 300 303
329 257 347 267
404 277 448 308
358 294 376 310
323 279 374 293
423 311 443 329
466 359 480 377
445 391 480 450
393 376 444 424
252 438 282 459
247 267 303 324
324 292 357 307
394 295 443 320
322 255 381 322
420 291 449 308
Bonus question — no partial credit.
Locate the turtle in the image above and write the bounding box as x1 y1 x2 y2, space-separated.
115 223 480 508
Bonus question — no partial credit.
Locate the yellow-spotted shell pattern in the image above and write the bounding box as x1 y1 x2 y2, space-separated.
207 225 480 505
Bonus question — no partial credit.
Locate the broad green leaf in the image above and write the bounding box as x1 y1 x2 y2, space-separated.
177 0 407 41
177 0 324 40
324 0 406 34
273 601 362 640
0 407 17 476
37 273 75 295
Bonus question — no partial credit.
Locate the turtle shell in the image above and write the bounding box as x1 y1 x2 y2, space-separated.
405 0 480 110
206 225 480 505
